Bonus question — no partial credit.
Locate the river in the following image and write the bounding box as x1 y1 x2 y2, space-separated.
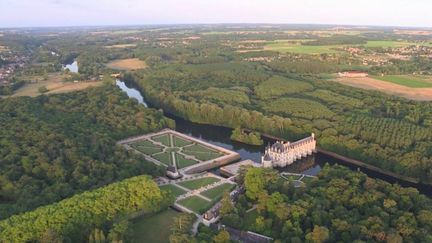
115 80 431 195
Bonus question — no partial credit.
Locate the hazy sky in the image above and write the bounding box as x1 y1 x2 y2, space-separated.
0 0 431 28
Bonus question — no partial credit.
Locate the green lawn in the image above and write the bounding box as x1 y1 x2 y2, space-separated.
160 184 187 197
152 134 171 146
173 135 193 147
283 174 302 181
178 177 220 190
201 183 235 200
131 209 180 243
131 140 160 147
178 196 214 214
132 145 163 155
371 75 432 88
301 176 316 184
175 153 198 169
152 152 172 166
183 144 224 161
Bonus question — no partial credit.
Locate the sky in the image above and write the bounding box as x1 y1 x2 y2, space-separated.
0 0 431 28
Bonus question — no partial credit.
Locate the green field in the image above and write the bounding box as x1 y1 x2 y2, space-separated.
244 208 259 230
178 177 220 190
264 41 341 54
178 196 214 214
175 153 198 169
131 209 180 243
363 40 432 48
371 75 432 88
201 183 235 200
160 184 187 197
152 134 171 146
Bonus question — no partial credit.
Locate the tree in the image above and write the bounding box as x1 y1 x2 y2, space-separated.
306 226 330 243
213 230 230 243
220 191 234 217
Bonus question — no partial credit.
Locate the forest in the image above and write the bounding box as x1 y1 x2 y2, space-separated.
217 165 432 242
0 175 173 242
0 84 174 219
129 62 432 183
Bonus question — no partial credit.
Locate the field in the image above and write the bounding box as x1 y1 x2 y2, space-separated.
177 196 214 214
363 40 432 48
177 177 220 190
0 45 8 52
131 209 180 243
7 73 103 97
370 75 432 88
335 77 432 101
104 44 137 49
182 144 224 161
263 41 341 54
200 183 235 200
106 58 147 70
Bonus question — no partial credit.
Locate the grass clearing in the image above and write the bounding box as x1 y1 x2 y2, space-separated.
131 209 180 243
105 44 137 49
178 177 220 190
244 208 259 229
371 75 432 88
106 58 147 70
201 183 235 200
160 184 187 197
178 196 214 214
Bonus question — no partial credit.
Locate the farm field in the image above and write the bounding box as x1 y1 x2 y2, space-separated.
178 196 214 214
130 209 180 243
263 41 341 54
106 58 147 70
200 183 235 200
335 77 432 101
6 73 103 97
104 43 137 48
177 177 220 190
371 75 432 88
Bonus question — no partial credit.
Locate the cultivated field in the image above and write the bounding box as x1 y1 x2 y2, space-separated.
106 58 147 70
335 76 432 101
370 75 432 88
263 40 340 54
7 73 103 97
104 44 137 49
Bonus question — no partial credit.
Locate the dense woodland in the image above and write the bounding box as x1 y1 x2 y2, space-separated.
0 85 174 219
0 175 173 242
218 165 432 242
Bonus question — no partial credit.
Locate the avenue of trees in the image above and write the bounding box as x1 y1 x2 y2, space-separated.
0 175 174 242
0 85 174 219
220 165 432 242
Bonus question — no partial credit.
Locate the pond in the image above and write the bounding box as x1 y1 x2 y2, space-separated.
64 60 79 73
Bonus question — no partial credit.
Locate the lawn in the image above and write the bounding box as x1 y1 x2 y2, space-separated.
106 58 147 70
175 153 198 169
177 177 220 190
283 174 302 181
152 152 172 166
201 183 235 200
178 196 214 214
130 209 180 243
160 184 187 197
132 145 162 155
183 144 224 161
152 134 171 146
371 75 432 88
301 176 316 184
173 135 193 147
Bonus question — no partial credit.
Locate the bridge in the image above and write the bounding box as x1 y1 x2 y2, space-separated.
261 133 316 168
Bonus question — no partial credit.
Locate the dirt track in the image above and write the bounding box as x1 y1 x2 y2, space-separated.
334 77 432 101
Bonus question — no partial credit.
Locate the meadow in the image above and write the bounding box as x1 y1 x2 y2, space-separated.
130 209 180 243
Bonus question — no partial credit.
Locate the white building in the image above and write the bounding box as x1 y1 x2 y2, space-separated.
262 134 316 168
